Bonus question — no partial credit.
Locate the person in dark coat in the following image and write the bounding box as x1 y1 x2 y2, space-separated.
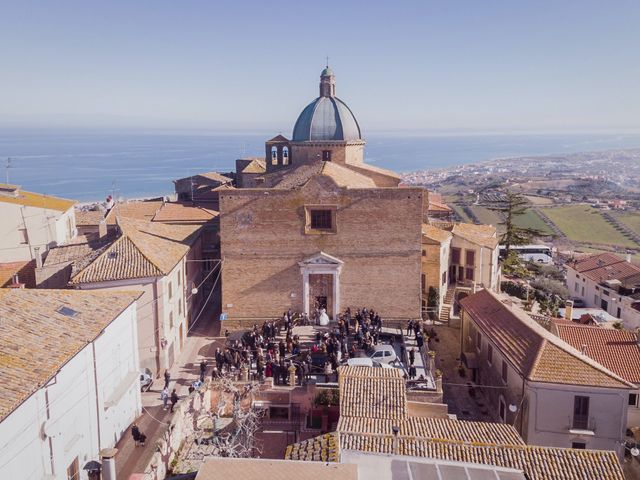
131 424 141 446
163 369 170 389
199 360 207 382
409 363 417 380
406 319 414 336
170 389 178 413
409 348 416 365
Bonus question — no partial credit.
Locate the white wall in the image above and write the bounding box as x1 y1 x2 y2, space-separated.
566 265 640 328
525 381 628 458
0 303 140 480
450 237 499 291
0 203 76 262
75 252 197 375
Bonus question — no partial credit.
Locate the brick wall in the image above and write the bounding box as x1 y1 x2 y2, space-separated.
219 176 423 327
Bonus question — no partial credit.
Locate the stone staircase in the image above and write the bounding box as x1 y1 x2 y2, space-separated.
439 288 456 324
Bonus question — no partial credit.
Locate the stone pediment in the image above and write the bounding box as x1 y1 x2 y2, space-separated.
299 251 343 267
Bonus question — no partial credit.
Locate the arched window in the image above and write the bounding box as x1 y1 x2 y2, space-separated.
282 146 289 165
271 146 278 165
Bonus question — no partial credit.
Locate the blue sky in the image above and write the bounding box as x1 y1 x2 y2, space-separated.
0 0 638 133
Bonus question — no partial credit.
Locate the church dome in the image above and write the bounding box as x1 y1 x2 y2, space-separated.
292 67 362 142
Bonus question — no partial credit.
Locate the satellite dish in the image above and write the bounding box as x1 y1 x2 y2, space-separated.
509 404 518 413
631 447 640 457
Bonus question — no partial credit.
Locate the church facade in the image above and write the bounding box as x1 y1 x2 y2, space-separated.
219 67 430 327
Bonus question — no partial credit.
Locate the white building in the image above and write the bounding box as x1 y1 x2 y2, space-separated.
565 253 640 328
460 289 633 458
39 217 204 376
0 289 141 480
0 183 76 263
551 320 640 428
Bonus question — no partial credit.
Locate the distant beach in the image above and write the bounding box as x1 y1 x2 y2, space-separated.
1 130 640 201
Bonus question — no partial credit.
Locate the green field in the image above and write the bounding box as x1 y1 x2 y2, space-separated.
451 204 472 223
614 212 640 236
467 205 503 227
513 209 555 236
543 205 637 248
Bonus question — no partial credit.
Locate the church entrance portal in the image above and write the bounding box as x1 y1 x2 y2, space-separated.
298 252 343 322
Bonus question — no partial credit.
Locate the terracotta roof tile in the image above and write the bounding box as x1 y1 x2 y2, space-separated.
71 219 200 284
0 260 36 288
0 184 76 212
337 417 524 446
195 458 356 480
260 162 377 189
553 323 640 384
105 200 164 225
452 223 499 248
75 209 106 226
568 253 640 287
285 432 624 480
422 223 453 243
428 200 453 212
338 366 407 420
0 289 141 422
241 159 267 174
152 201 218 223
174 171 232 185
460 290 633 389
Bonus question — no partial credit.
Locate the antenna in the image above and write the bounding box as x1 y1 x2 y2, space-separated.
325 55 329 67
5 158 12 184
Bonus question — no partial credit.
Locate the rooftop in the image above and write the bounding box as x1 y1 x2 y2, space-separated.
0 289 141 422
195 458 356 480
0 183 76 212
152 201 218 223
105 200 164 225
262 161 377 190
240 158 267 174
338 366 407 420
567 252 640 288
75 209 106 226
285 433 623 480
174 171 232 186
553 321 640 384
451 223 499 248
422 223 453 243
460 289 633 389
71 218 200 284
0 260 36 288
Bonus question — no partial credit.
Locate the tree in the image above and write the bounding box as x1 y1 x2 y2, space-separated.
487 190 543 256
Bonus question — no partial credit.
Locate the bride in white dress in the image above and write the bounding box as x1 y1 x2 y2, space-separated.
318 308 330 326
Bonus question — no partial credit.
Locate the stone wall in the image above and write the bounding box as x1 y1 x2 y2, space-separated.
219 176 424 327
139 388 211 480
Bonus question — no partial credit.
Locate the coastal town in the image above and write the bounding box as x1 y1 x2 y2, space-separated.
1 66 640 480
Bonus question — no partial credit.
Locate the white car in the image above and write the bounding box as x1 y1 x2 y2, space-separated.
368 344 398 365
346 357 392 369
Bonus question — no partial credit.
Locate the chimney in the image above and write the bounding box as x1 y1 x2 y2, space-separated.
627 253 632 263
581 344 588 355
8 274 24 289
99 448 117 480
34 246 43 269
98 220 107 239
392 426 399 455
564 300 574 321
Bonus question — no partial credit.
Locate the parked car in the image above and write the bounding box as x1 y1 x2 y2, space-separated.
140 368 153 392
368 344 397 365
346 357 392 368
571 297 586 308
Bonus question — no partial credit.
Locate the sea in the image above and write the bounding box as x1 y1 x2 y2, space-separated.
1 130 640 202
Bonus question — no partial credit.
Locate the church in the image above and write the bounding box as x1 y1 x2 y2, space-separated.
218 67 499 328
218 67 500 328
